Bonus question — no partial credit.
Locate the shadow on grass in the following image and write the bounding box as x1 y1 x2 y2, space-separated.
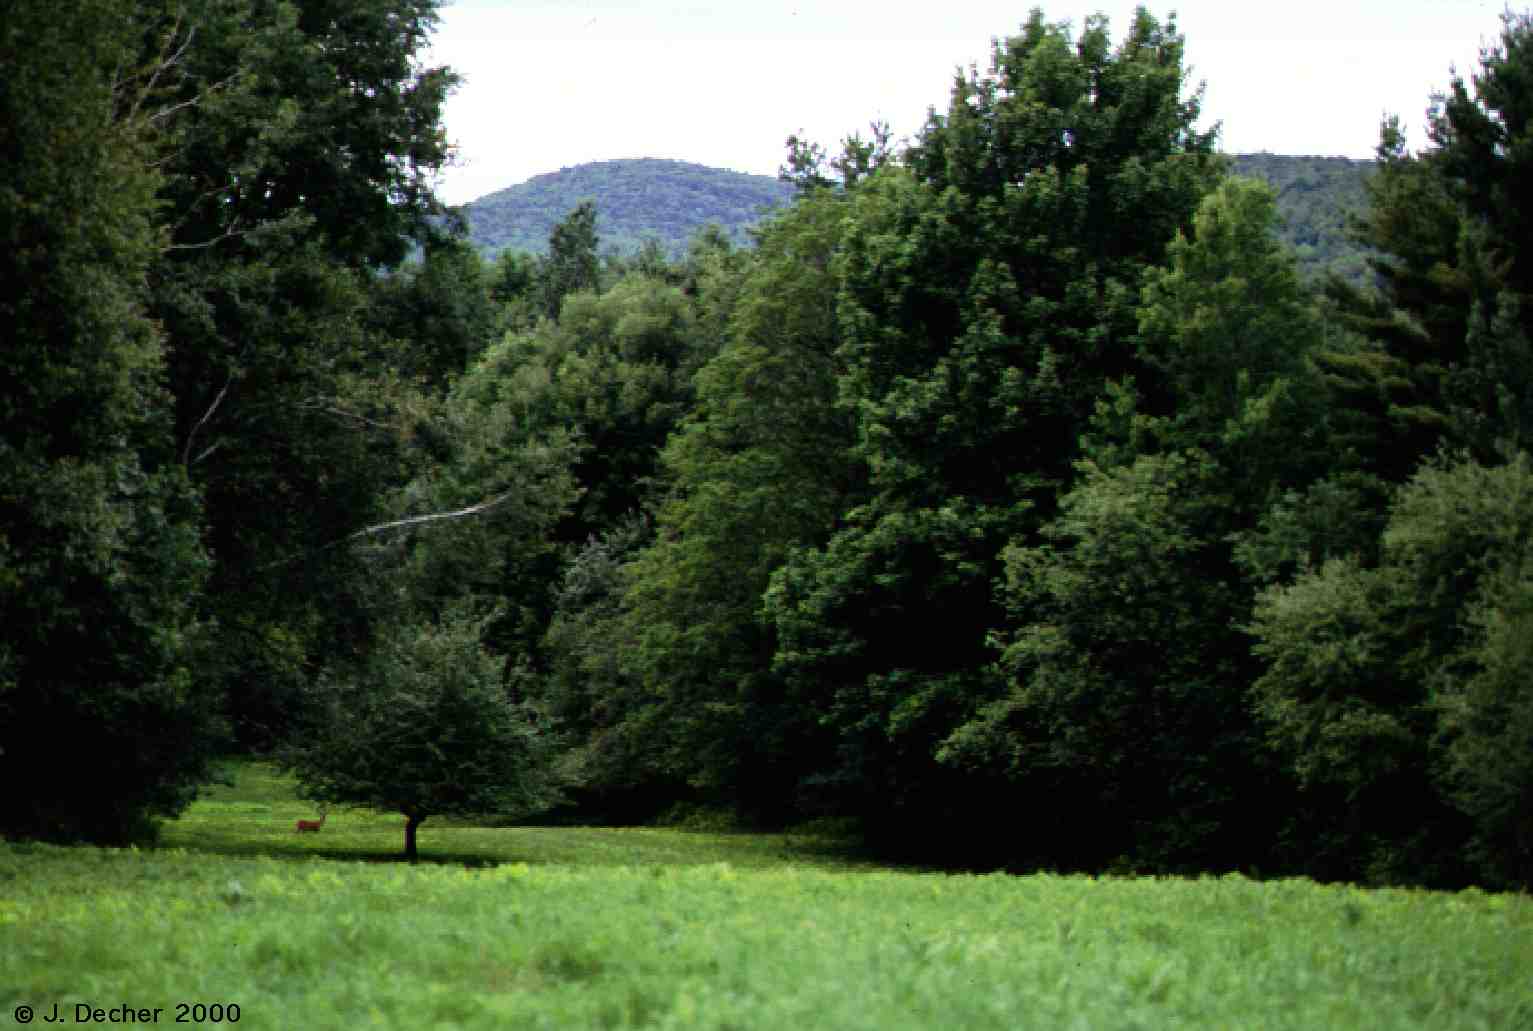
162 760 881 872
156 821 875 872
155 826 543 867
294 847 508 868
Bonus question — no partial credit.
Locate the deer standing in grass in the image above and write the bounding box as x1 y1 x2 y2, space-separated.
295 806 327 833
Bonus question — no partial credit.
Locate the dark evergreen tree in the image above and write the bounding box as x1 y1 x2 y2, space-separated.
1320 11 1533 477
0 0 220 842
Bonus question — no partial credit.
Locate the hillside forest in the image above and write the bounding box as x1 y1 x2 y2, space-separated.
3 0 1531 888
452 155 1371 284
458 158 798 258
459 150 1373 284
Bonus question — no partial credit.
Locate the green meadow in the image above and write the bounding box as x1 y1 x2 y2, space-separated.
2 764 1529 1030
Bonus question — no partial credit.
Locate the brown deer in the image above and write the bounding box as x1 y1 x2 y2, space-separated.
295 806 328 833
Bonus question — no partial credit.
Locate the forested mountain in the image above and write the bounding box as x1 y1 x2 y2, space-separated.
461 154 1371 278
1230 153 1373 280
459 158 795 256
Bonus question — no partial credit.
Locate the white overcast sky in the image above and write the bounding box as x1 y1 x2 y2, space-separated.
422 0 1510 205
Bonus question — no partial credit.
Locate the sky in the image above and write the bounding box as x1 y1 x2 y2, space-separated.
421 0 1511 206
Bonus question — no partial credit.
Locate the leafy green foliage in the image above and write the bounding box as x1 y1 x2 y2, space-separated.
1230 154 1372 282
538 517 662 818
460 158 795 257
1231 15 1533 887
463 154 1371 277
279 608 559 861
961 176 1332 871
763 7 1222 852
1135 178 1329 455
1436 534 1533 888
779 121 899 193
384 260 712 749
373 331 582 659
1433 12 1533 308
139 0 460 749
0 0 221 843
13 0 1533 895
1315 133 1471 483
154 0 457 272
540 200 601 320
454 244 743 812
581 189 861 819
1250 453 1533 887
366 230 501 391
969 453 1284 871
472 271 711 550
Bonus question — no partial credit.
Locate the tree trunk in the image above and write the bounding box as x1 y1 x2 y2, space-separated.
404 813 424 864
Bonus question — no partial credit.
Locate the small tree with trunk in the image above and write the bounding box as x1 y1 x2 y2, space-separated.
280 605 558 862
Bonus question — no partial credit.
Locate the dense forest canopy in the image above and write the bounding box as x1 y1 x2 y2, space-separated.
1229 154 1372 281
3 0 1530 888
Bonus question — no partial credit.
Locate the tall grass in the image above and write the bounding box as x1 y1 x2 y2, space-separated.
2 762 1529 1029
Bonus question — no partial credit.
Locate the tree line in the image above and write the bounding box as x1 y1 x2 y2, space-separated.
2 2 1529 886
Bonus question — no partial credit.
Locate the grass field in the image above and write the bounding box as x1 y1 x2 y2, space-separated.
2 763 1530 1030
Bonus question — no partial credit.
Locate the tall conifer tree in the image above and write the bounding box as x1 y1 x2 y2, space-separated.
0 0 219 842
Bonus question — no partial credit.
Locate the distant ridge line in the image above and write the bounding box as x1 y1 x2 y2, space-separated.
458 157 795 258
458 155 1374 280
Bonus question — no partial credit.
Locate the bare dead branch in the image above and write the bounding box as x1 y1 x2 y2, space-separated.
295 399 398 432
183 373 233 467
163 221 247 253
254 490 520 573
146 92 205 125
164 207 313 255
147 70 237 128
345 491 519 541
127 17 191 123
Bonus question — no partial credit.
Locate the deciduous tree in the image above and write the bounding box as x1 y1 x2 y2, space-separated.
763 7 1221 855
603 189 861 819
142 0 460 748
281 606 559 862
944 178 1329 872
541 201 601 320
1248 453 1533 887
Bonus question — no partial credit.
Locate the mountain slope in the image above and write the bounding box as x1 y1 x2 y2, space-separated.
1230 153 1373 281
459 158 795 257
460 154 1375 280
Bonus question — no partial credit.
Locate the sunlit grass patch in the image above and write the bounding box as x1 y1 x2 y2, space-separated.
3 762 1529 1030
161 760 870 870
